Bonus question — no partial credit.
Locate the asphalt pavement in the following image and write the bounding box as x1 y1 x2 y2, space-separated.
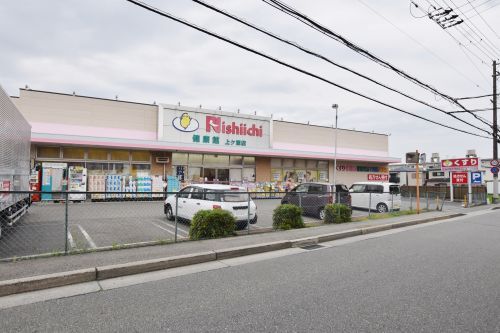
1 207 499 332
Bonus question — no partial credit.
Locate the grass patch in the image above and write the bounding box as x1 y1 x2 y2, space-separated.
367 209 424 220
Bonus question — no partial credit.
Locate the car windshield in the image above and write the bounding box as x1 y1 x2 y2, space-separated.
204 189 247 202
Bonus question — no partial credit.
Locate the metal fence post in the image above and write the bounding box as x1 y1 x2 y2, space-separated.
64 191 69 255
409 191 413 211
298 192 302 209
368 192 372 217
391 193 394 212
174 193 179 242
426 192 429 211
247 192 251 235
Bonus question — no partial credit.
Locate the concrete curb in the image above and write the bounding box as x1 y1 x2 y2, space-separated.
0 268 96 297
0 212 466 297
97 251 216 280
215 241 291 260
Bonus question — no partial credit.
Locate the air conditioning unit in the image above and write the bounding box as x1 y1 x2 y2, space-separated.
155 157 170 163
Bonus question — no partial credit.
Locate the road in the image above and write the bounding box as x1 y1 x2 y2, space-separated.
1 208 499 332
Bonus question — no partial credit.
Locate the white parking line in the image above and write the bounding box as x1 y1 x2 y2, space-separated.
67 231 76 249
151 222 187 239
77 225 97 248
157 219 189 236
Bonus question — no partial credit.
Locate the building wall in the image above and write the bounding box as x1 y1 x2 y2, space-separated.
12 89 158 140
272 121 389 157
333 161 389 187
255 157 271 182
151 151 173 178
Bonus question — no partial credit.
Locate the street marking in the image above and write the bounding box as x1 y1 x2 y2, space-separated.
67 231 76 249
157 219 189 236
77 225 97 248
151 222 187 239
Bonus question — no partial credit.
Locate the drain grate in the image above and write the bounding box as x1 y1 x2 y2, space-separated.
300 244 325 250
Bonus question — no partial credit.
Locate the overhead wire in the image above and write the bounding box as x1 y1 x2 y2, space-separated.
261 0 495 131
125 0 492 139
192 0 492 135
358 0 486 91
466 0 500 39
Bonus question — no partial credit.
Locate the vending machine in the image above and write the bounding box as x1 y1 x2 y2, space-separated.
29 167 42 202
41 162 68 201
68 166 87 201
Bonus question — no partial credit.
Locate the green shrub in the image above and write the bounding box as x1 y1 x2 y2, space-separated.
324 204 352 224
272 204 304 230
189 209 236 240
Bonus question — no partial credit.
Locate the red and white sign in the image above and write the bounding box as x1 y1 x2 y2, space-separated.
441 158 479 172
367 174 389 181
451 172 468 185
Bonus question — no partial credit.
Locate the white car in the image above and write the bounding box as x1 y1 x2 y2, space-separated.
349 182 401 213
164 184 257 229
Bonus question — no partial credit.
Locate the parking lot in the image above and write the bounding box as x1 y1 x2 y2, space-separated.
0 196 458 260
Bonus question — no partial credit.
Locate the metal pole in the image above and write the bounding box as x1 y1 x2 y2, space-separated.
416 150 420 214
493 60 498 203
368 192 372 217
468 171 472 207
450 172 454 202
64 191 69 254
174 194 179 242
332 104 338 189
247 192 251 235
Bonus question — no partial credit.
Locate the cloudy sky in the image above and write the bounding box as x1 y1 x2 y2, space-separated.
1 0 499 160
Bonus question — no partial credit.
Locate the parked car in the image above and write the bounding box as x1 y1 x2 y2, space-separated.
281 182 351 219
349 182 401 213
164 184 257 229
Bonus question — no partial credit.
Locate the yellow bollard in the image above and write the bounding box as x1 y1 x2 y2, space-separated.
463 195 467 208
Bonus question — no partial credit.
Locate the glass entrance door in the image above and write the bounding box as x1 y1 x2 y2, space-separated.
217 169 229 183
202 168 229 183
203 168 216 182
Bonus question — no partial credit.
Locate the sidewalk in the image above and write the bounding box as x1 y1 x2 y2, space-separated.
1 207 484 283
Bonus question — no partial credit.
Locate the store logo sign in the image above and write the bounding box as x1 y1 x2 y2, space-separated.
206 115 263 137
172 113 199 132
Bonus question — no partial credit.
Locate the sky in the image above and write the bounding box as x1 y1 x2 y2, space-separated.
1 0 499 161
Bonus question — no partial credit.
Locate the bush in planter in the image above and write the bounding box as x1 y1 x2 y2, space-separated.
324 204 352 224
272 204 304 230
189 209 236 240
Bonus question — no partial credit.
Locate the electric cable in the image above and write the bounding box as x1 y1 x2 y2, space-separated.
262 0 494 130
193 0 493 135
466 0 500 39
126 0 493 140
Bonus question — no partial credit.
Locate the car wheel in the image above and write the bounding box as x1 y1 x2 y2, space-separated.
165 205 174 221
318 208 326 220
250 215 258 224
376 203 388 213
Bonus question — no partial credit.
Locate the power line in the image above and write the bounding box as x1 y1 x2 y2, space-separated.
125 0 492 139
448 107 493 113
456 92 500 99
358 0 486 91
261 0 494 131
192 0 492 136
466 0 500 39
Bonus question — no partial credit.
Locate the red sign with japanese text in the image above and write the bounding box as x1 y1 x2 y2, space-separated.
441 158 479 172
451 172 468 184
367 174 389 181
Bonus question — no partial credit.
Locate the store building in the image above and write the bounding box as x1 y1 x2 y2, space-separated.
11 88 399 193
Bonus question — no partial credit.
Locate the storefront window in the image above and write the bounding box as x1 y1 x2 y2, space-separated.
63 147 85 159
271 168 282 181
88 148 108 160
306 160 317 169
243 156 255 166
283 159 294 168
109 163 130 175
318 161 328 170
230 156 243 166
110 149 129 161
188 167 202 182
230 169 242 181
271 158 282 168
242 168 255 182
172 153 188 165
87 162 108 175
295 159 306 168
131 151 150 162
131 164 151 177
37 146 60 158
204 154 229 166
189 154 203 165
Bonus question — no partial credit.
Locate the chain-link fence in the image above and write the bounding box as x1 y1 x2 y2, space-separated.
0 188 446 260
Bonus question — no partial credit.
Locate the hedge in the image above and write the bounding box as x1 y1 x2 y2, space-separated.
324 203 352 224
272 204 304 230
189 209 236 240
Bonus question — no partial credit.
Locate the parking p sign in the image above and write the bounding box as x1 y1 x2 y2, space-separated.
471 171 482 184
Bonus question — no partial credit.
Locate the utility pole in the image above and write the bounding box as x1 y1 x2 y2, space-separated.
493 60 498 204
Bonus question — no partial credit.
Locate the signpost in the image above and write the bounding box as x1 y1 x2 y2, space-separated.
471 172 482 185
442 158 479 205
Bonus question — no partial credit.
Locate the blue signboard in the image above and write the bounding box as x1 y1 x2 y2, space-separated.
471 171 482 184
